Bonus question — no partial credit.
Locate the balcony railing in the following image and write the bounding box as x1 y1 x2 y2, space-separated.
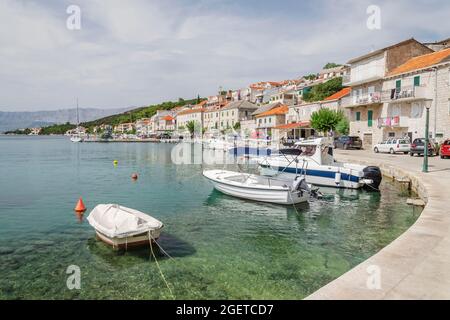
381 85 431 102
377 116 409 128
342 74 351 86
342 92 382 108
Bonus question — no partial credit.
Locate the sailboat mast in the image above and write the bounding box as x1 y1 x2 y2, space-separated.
76 98 79 126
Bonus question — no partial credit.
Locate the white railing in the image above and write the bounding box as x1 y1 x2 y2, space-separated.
342 91 382 107
381 85 431 102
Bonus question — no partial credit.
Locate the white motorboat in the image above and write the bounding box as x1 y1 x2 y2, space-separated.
203 169 313 205
258 137 382 190
87 204 164 249
70 135 83 143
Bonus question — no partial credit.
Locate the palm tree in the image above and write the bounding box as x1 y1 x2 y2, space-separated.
186 120 196 138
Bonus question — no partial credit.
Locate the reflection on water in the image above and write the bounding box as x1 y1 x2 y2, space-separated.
0 136 421 299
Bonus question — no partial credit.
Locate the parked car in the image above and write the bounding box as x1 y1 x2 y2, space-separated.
440 140 450 159
333 136 362 150
410 138 436 157
373 138 411 154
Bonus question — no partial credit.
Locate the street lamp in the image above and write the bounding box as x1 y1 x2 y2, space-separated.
422 99 432 173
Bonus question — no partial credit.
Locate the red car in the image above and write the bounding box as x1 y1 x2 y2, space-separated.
441 140 450 159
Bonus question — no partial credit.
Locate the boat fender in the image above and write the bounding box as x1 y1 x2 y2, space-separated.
335 172 341 185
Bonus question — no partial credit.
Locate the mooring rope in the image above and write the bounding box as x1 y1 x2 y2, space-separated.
152 238 174 261
148 232 175 299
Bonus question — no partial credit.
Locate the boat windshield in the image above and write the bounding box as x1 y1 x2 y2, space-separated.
295 145 317 157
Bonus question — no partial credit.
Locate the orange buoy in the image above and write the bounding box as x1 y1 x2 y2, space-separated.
131 173 138 180
74 197 87 213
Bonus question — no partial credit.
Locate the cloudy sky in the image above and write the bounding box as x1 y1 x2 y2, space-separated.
0 0 448 111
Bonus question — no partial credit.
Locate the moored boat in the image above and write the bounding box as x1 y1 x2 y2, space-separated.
258 138 382 190
86 204 164 249
203 169 312 205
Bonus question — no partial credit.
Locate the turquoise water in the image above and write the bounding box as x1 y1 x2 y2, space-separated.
0 136 421 299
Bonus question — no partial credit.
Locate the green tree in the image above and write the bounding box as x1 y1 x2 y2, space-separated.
186 120 197 137
323 62 341 69
304 74 317 81
233 122 241 130
303 77 343 102
310 109 344 136
336 117 349 135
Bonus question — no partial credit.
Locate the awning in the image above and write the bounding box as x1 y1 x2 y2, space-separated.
273 122 311 130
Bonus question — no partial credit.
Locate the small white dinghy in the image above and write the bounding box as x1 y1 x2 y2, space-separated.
87 204 164 249
203 169 312 205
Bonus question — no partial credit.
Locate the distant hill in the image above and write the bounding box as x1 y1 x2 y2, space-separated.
0 107 131 132
81 98 201 128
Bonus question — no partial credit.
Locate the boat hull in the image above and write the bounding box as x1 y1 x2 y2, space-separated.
95 229 162 250
259 163 363 189
203 170 307 205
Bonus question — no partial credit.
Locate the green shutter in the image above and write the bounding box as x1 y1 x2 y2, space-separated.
414 76 420 86
396 80 402 89
368 110 373 127
356 112 361 121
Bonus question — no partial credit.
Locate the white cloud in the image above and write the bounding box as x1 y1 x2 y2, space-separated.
0 0 448 111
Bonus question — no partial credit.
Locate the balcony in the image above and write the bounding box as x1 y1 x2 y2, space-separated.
342 92 382 108
377 116 409 128
342 74 351 86
382 85 432 103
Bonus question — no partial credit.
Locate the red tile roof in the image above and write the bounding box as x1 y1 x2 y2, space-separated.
388 48 450 76
273 122 311 130
324 87 351 101
256 105 288 117
163 115 174 121
177 108 205 116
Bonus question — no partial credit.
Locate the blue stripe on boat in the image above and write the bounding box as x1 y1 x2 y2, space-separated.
262 166 360 183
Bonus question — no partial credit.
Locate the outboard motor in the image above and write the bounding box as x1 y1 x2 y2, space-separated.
362 166 382 191
292 176 310 192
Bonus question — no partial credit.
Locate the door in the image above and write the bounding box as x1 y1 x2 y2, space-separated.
363 133 373 150
368 110 373 127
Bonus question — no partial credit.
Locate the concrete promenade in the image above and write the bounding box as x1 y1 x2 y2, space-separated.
307 149 450 300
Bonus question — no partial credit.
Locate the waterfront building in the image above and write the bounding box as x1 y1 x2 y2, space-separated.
150 110 176 133
255 104 288 137
135 118 152 137
378 48 450 142
114 123 135 134
343 38 433 149
273 88 351 141
29 127 42 135
215 100 258 132
176 107 205 136
159 115 176 132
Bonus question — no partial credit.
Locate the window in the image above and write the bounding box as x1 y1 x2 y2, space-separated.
368 110 373 127
388 132 395 138
396 80 402 90
356 111 361 121
413 76 420 86
269 118 272 123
